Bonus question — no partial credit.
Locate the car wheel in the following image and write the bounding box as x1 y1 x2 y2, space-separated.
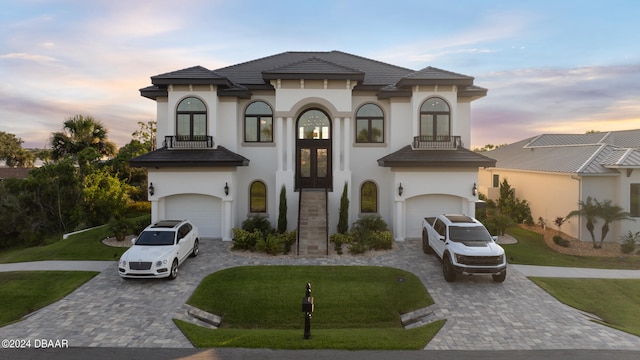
422 230 432 254
492 269 507 283
443 255 456 282
168 259 178 280
190 239 199 257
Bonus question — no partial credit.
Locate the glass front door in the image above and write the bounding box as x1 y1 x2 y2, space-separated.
296 109 332 190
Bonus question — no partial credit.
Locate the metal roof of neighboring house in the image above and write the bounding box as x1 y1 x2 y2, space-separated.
377 146 496 168
487 129 640 174
129 146 249 168
140 50 487 100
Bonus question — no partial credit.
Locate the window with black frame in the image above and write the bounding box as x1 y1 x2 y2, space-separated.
244 101 273 143
355 103 384 143
176 97 207 141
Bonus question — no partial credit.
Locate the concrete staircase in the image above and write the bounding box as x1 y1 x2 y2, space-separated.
297 189 328 256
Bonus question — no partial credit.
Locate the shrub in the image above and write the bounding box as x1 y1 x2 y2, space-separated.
621 243 636 254
620 231 639 254
108 217 129 241
130 216 151 236
337 182 349 234
369 230 393 250
352 214 388 233
242 215 274 234
348 241 368 255
256 233 282 255
277 185 287 233
280 230 297 254
232 228 262 251
552 235 571 248
330 232 353 255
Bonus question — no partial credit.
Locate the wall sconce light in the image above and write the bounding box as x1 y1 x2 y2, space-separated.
472 183 478 196
224 182 229 196
148 182 155 196
398 183 404 196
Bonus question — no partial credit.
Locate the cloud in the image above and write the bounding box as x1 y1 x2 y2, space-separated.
0 53 57 62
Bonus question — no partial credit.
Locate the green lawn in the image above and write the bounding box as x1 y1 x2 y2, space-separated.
178 265 443 349
0 271 98 327
504 226 640 270
531 278 640 337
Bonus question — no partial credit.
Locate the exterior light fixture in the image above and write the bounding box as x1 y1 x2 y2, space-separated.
398 183 403 196
224 182 229 196
148 182 155 196
472 183 478 196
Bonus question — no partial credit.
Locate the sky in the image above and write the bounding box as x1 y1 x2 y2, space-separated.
1 0 639 150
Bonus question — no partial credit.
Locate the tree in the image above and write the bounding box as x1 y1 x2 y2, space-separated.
50 115 116 161
566 196 600 248
497 179 533 224
337 182 349 234
0 131 35 167
598 199 633 248
82 168 131 226
277 185 287 233
132 121 157 151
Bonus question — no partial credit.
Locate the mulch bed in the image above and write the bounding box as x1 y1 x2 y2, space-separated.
520 225 632 258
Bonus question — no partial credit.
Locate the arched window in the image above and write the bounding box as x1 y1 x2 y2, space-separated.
297 109 330 139
419 97 450 140
250 181 267 213
360 181 378 213
356 104 384 143
176 97 207 140
245 101 273 142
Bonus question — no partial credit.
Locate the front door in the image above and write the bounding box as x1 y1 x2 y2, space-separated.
296 109 332 190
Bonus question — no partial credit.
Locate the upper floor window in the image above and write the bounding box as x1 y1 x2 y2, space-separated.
250 180 267 213
360 181 378 213
245 101 273 142
631 184 640 217
176 97 207 140
420 97 450 140
356 104 384 143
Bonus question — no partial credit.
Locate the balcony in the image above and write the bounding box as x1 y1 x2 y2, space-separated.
412 135 462 150
164 135 214 149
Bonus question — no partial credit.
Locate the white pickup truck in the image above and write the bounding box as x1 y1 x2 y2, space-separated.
422 214 507 282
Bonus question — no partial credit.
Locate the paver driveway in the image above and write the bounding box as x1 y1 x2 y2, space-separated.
0 239 639 350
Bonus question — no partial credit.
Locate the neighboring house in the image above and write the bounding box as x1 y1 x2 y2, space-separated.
130 51 494 248
479 129 640 243
0 167 31 180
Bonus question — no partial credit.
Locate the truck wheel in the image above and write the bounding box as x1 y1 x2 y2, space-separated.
492 270 507 283
168 259 178 280
422 230 432 254
443 255 456 282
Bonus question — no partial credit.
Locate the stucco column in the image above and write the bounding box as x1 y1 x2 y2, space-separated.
333 117 342 171
394 199 405 241
343 117 351 171
286 117 294 171
222 199 232 241
276 117 284 171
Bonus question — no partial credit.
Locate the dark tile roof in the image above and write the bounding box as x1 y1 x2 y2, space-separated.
377 146 496 168
0 167 31 179
141 50 487 99
129 146 249 168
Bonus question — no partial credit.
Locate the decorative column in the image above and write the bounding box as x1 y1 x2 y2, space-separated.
394 198 405 241
343 117 351 171
222 199 233 241
276 117 284 171
286 117 294 171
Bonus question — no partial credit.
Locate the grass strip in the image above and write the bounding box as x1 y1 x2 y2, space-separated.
0 271 98 327
504 227 640 269
530 278 640 337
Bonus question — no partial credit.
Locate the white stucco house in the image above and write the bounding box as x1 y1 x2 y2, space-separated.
130 51 495 251
479 129 640 243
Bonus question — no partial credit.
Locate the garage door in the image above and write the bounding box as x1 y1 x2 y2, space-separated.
165 194 221 238
405 194 462 239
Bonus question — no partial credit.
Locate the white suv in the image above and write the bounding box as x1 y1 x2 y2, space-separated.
118 220 199 280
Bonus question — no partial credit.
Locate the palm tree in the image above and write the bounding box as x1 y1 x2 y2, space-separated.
50 115 116 161
566 196 599 249
598 200 633 249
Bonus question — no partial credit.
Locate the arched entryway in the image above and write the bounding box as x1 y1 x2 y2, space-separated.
295 109 332 190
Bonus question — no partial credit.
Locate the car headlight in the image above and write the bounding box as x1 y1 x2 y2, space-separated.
156 259 167 267
119 259 126 267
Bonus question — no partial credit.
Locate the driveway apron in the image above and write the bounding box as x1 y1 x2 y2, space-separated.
0 239 639 350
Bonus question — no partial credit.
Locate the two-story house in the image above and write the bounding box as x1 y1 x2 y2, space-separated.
130 51 495 254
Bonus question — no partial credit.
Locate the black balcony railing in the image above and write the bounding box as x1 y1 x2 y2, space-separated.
412 135 462 149
164 135 214 149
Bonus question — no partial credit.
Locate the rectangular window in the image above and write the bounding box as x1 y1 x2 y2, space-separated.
177 114 190 138
245 117 258 142
493 174 500 188
436 115 450 138
420 114 434 138
371 119 383 143
260 117 273 142
356 119 369 142
300 149 310 177
317 149 327 178
631 184 640 217
193 114 207 137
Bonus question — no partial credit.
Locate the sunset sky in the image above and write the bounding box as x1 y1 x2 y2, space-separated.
1 0 639 149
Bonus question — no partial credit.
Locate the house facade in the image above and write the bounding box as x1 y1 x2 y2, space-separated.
479 130 640 243
131 51 495 244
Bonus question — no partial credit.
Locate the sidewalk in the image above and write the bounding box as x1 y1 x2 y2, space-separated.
2 260 640 279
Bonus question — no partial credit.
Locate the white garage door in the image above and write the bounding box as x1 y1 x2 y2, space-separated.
405 194 462 239
165 194 221 238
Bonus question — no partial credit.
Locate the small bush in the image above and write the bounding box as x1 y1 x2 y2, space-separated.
330 232 353 255
280 230 297 254
108 217 129 241
348 241 368 255
232 228 262 251
352 214 388 233
369 230 394 250
621 243 636 254
552 235 571 248
130 217 150 236
620 231 639 255
242 215 274 234
256 233 282 255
